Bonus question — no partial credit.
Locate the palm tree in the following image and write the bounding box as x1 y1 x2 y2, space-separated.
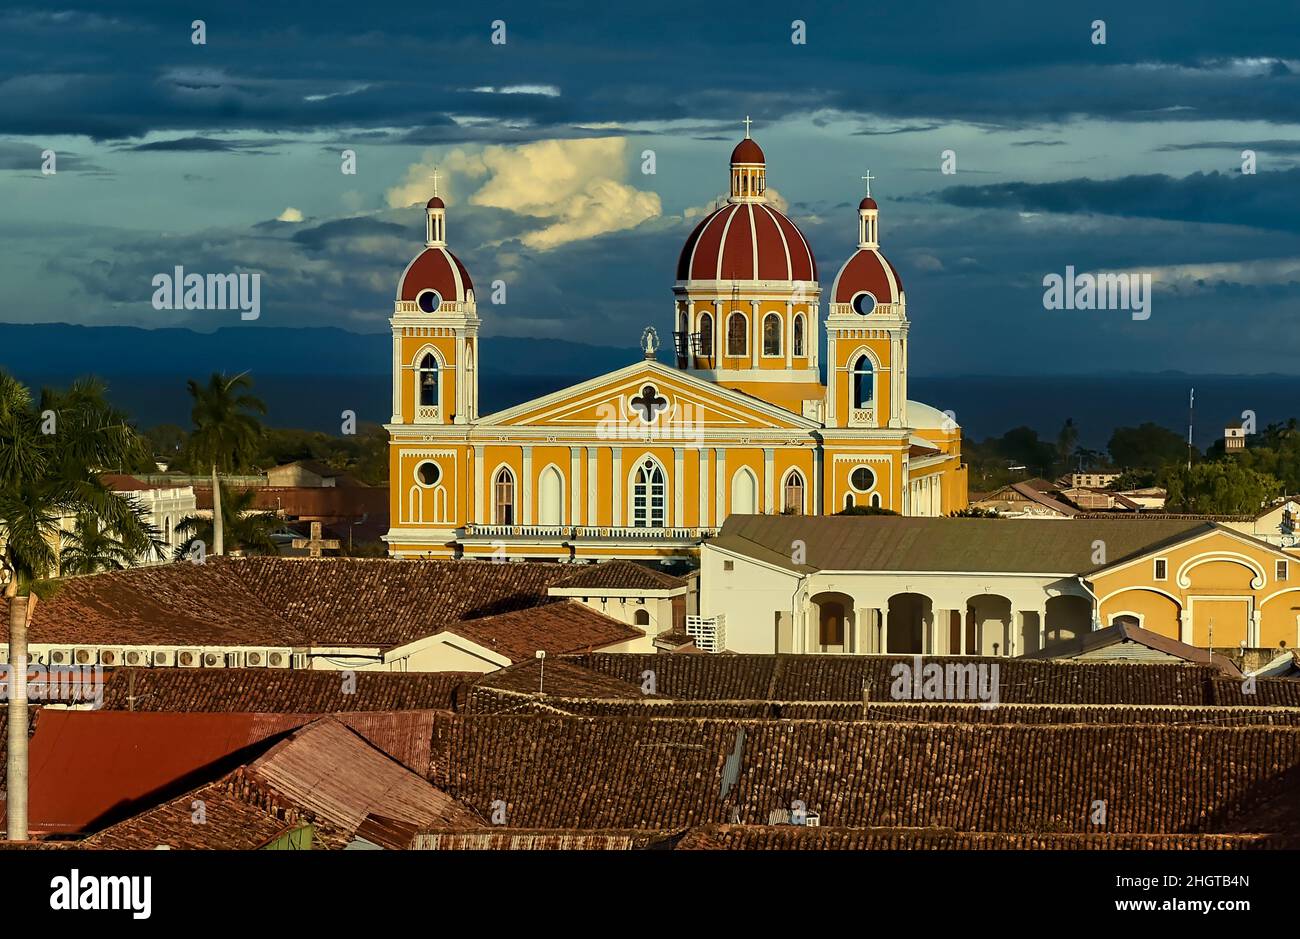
59 512 141 575
0 372 160 587
173 483 279 560
183 372 266 556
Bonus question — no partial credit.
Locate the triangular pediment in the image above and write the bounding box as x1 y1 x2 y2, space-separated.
479 361 819 431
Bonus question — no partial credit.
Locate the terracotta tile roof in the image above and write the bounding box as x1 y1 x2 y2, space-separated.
99 474 193 492
99 668 474 713
443 600 643 662
470 658 646 700
711 515 1211 575
78 774 306 850
433 714 1300 834
2 557 581 649
244 718 484 836
551 560 687 592
1025 622 1243 676
674 826 1300 850
566 653 1238 706
408 828 683 850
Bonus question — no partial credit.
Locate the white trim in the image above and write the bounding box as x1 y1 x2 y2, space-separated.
780 467 807 514
627 453 668 529
1175 552 1266 590
760 311 783 358
725 308 749 357
1096 585 1184 609
489 463 516 526
730 465 759 515
536 462 565 527
1107 610 1146 628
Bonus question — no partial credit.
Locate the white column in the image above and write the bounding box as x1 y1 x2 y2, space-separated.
826 332 838 425
763 448 775 514
1251 609 1262 647
611 448 623 527
750 301 759 368
813 447 823 516
698 449 709 530
587 449 598 526
521 446 533 525
714 448 727 525
570 447 583 526
391 328 403 423
714 300 723 361
673 447 684 528
473 445 485 523
1037 607 1048 652
1180 609 1193 645
784 301 793 368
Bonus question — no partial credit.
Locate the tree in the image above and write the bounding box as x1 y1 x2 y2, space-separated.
1108 422 1190 471
1056 418 1079 474
1160 462 1282 515
0 372 161 585
184 372 265 473
836 505 899 516
59 512 140 575
173 483 280 559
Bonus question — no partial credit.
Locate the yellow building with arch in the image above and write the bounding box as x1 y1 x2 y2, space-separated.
385 133 967 561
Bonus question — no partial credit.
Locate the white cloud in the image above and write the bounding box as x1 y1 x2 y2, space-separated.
276 207 304 222
1131 257 1300 290
387 138 662 250
683 186 790 220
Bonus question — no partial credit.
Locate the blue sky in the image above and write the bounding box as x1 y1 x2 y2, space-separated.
2 1 1299 374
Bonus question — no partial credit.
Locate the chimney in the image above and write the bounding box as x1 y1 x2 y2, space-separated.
6 593 31 842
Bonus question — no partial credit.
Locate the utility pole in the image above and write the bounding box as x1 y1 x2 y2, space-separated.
6 592 30 842
1187 387 1195 471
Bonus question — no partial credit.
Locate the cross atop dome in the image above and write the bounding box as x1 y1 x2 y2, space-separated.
429 167 441 196
743 115 753 138
861 169 875 198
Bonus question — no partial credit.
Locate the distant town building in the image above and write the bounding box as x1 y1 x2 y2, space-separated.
1225 423 1247 451
1069 471 1122 488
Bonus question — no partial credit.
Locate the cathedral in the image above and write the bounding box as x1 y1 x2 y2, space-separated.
384 130 967 561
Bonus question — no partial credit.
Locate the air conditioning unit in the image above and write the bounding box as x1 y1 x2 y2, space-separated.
0 649 9 665
123 649 148 667
244 650 266 668
152 650 177 667
73 648 99 666
98 648 123 667
177 650 201 668
225 651 245 668
266 650 290 669
201 651 226 668
47 649 75 667
805 812 821 828
290 653 309 670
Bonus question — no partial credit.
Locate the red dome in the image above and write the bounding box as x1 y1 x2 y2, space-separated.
677 202 817 282
426 196 445 209
397 246 473 303
859 197 878 210
730 137 765 164
831 248 902 305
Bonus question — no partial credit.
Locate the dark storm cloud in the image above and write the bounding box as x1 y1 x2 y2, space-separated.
936 168 1300 234
2 1 1300 140
0 141 102 172
120 136 287 153
1155 140 1300 153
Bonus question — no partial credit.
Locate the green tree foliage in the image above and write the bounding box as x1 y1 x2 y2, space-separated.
183 372 266 474
835 505 900 516
1160 462 1282 515
1108 422 1191 471
0 372 161 584
173 483 280 559
1056 418 1079 473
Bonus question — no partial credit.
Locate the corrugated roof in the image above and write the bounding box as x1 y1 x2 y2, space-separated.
551 560 687 592
711 514 1212 574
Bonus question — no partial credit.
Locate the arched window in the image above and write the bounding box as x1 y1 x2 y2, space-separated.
631 458 666 528
731 468 758 515
844 492 855 511
783 471 804 514
634 609 651 627
698 312 714 358
793 314 805 357
418 353 438 406
762 313 781 356
726 312 747 356
494 469 515 525
852 353 874 408
163 515 172 546
871 492 882 508
538 465 563 526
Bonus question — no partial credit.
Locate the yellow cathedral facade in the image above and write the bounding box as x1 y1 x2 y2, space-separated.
385 131 968 561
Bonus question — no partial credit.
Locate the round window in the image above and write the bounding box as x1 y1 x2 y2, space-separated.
416 461 441 486
850 466 876 492
851 292 876 316
417 290 442 313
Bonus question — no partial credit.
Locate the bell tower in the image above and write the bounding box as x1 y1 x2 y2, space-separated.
826 174 908 430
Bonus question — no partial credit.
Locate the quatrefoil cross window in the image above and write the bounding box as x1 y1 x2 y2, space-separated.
630 384 669 424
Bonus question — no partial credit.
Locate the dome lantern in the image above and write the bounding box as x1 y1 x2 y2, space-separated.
729 116 767 203
858 170 879 248
425 168 447 247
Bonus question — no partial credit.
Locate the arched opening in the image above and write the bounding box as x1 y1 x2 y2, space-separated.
417 352 439 407
634 609 651 627
1100 588 1182 641
698 311 714 360
731 467 758 515
726 312 747 356
762 312 781 356
493 468 515 525
537 465 563 526
782 470 805 514
965 594 1013 656
1046 595 1093 646
870 492 882 508
843 492 855 511
793 314 805 357
887 593 932 654
810 591 855 653
851 353 874 408
631 457 666 528
163 515 172 546
1110 613 1141 629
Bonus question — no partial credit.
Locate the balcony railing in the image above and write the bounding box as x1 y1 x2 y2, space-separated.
463 524 719 541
